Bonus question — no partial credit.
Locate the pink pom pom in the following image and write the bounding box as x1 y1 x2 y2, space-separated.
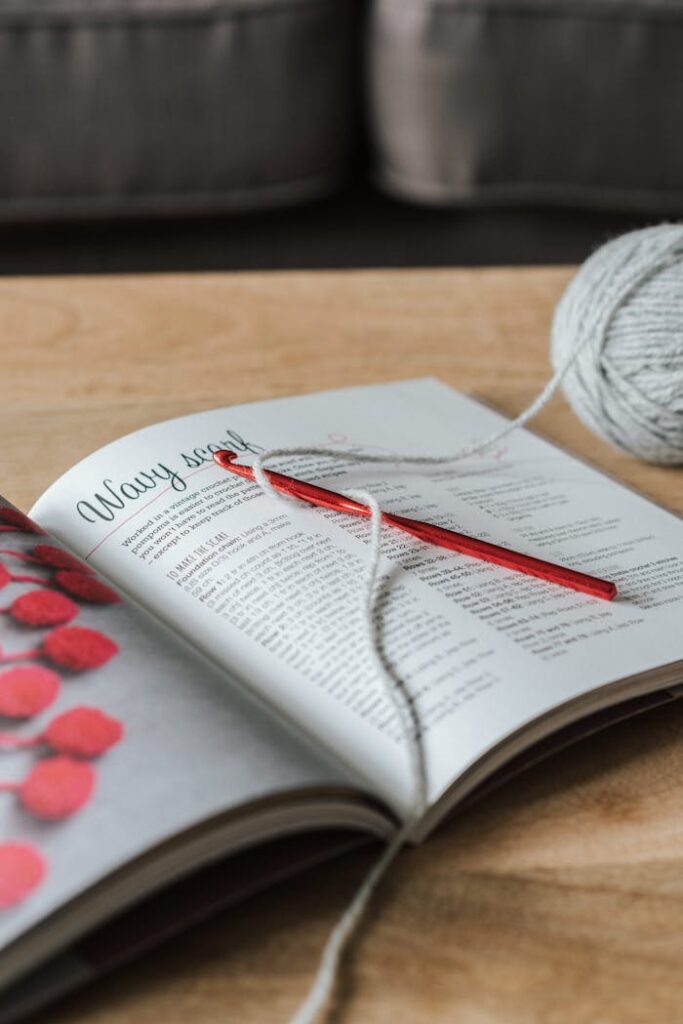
54 572 121 605
9 590 79 627
0 842 46 907
0 667 61 718
43 627 119 671
44 707 124 758
19 757 95 820
0 509 45 535
31 545 93 573
0 565 10 590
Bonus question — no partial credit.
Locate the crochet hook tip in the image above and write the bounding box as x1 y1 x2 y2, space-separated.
213 450 239 468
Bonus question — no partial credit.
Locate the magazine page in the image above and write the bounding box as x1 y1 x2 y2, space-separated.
31 379 683 820
0 501 367 976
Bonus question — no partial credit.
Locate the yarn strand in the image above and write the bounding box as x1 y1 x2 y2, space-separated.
288 490 427 1024
288 824 411 1024
248 224 683 1024
256 338 580 1024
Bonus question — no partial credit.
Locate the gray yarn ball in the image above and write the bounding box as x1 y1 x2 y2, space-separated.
550 224 683 464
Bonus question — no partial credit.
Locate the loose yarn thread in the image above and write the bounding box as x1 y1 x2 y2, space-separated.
250 224 683 1024
288 492 423 1024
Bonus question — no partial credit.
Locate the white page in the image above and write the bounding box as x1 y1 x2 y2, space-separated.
32 379 683 820
0 500 362 961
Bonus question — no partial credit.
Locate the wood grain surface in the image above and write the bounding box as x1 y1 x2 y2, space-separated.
1 268 682 1024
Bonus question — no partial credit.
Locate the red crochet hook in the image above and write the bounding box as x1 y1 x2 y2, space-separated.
213 451 617 601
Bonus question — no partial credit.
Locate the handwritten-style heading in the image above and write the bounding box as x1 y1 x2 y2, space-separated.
75 429 263 525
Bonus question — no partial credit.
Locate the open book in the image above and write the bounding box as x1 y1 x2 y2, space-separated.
1 378 682 1019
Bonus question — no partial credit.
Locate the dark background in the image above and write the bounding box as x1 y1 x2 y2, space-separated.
1 182 658 277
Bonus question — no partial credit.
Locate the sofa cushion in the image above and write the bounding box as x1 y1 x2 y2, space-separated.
0 0 361 221
368 0 683 212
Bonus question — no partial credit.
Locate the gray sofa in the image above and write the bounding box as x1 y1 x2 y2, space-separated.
369 0 683 213
1 0 682 223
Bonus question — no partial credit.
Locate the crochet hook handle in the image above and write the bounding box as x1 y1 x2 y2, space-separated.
213 451 616 601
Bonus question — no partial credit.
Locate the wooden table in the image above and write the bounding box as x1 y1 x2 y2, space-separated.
2 268 683 1024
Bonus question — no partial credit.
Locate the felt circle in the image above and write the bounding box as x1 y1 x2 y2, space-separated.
0 842 46 907
0 666 61 718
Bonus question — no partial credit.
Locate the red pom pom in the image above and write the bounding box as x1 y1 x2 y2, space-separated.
9 589 79 627
44 707 124 758
31 545 92 573
0 842 47 907
0 667 61 718
0 565 10 590
42 627 119 672
19 757 95 820
0 509 45 535
54 572 121 605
